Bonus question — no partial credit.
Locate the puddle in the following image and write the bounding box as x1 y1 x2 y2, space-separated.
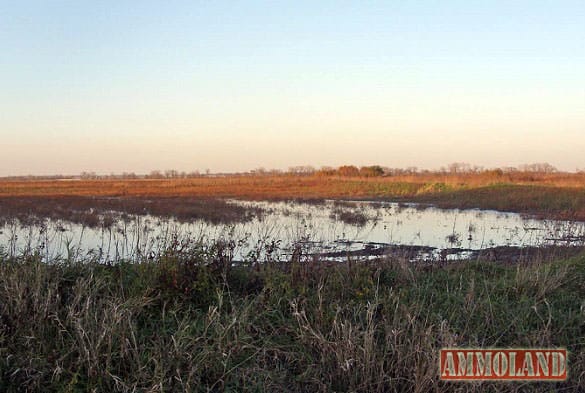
1 200 584 263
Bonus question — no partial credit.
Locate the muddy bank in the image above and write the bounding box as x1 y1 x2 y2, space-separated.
317 242 585 263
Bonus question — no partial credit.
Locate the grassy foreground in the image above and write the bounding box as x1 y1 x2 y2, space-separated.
1 247 584 392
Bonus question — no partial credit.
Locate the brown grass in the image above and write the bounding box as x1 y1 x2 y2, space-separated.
1 172 585 198
2 173 585 221
0 196 266 227
1 247 583 392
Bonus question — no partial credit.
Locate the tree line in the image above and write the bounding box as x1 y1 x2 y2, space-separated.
0 162 570 180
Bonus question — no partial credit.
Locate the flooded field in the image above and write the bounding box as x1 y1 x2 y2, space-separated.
1 199 584 263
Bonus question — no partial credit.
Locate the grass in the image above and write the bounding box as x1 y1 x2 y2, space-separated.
1 171 584 391
410 184 585 221
0 196 266 227
2 173 585 221
1 245 583 392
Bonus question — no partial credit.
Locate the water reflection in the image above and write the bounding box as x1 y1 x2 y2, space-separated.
1 200 584 263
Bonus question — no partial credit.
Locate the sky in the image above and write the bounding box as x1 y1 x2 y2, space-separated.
1 1 584 175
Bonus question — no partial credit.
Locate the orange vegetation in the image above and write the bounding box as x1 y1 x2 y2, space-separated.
2 172 585 198
1 172 585 221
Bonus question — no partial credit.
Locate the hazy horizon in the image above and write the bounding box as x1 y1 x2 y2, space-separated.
0 161 577 179
2 1 584 176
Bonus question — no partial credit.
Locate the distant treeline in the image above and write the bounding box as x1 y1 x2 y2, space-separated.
290 162 563 177
1 162 577 180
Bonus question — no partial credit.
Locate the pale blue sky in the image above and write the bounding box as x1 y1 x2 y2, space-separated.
1 1 584 175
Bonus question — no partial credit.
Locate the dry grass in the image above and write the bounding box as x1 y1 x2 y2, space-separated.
2 172 585 199
1 172 584 391
0 196 265 227
2 173 585 222
0 244 584 392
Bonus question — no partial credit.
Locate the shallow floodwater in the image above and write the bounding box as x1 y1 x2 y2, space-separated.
1 200 584 263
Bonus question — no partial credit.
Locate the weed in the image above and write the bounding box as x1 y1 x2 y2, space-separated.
0 247 583 392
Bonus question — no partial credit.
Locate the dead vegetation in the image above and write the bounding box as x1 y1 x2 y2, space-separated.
2 171 585 222
0 196 265 227
0 246 583 392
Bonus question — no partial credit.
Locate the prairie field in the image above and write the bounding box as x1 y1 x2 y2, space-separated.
2 171 585 220
1 172 584 392
5 0 585 390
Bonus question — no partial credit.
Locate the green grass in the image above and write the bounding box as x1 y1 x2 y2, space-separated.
406 184 585 220
0 248 584 392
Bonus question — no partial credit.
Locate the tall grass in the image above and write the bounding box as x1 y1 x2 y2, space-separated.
3 174 585 221
1 244 583 392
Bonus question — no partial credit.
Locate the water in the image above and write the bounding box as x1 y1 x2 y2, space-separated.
1 200 584 263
